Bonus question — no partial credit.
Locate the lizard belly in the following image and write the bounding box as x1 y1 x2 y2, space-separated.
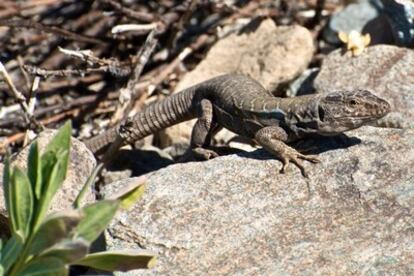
213 105 262 139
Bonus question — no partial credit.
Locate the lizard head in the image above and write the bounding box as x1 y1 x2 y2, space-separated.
316 90 390 135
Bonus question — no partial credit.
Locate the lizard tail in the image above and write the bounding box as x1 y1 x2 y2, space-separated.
84 86 199 154
121 86 198 143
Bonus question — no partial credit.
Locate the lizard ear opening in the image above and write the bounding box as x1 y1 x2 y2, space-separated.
318 106 325 121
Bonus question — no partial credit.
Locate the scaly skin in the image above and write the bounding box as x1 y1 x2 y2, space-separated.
85 74 390 176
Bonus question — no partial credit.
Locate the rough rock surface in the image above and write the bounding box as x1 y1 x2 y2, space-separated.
102 127 414 275
314 45 414 127
0 130 96 235
161 19 314 146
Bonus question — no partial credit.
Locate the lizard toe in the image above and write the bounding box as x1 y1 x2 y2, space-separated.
298 154 321 163
278 151 314 177
290 157 309 178
279 158 290 174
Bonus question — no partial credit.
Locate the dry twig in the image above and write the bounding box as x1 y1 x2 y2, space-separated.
0 19 107 44
0 61 43 130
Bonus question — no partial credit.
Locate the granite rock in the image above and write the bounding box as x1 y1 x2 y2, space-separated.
102 127 414 275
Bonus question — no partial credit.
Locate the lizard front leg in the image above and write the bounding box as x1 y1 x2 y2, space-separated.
255 126 320 177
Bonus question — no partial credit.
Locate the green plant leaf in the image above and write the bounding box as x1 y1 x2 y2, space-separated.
34 152 66 230
2 157 15 233
75 200 120 243
33 122 72 228
73 163 103 209
73 250 156 271
107 177 146 210
42 121 71 181
28 210 83 256
119 184 145 209
40 148 69 199
43 121 71 152
1 232 23 273
27 141 42 200
11 167 34 237
18 257 67 276
41 149 68 203
41 238 89 263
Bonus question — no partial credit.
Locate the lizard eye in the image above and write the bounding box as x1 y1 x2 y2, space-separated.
349 99 357 106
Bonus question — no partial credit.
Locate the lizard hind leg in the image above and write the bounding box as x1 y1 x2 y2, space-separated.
255 126 321 177
183 99 221 161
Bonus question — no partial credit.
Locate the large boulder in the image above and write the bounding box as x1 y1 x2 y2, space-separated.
102 127 414 274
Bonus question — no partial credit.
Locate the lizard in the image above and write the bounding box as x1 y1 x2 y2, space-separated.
84 74 391 177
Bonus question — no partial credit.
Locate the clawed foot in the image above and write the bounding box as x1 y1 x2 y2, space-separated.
255 126 322 178
279 149 321 178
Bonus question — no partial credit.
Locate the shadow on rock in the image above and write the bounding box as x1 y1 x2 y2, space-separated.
105 134 361 176
236 134 361 161
107 148 174 176
292 133 362 155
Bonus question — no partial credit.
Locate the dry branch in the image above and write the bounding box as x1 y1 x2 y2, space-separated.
0 19 107 44
0 61 43 130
